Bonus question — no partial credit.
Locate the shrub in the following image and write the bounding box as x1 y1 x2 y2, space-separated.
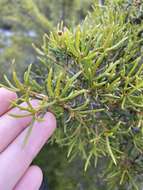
2 1 143 189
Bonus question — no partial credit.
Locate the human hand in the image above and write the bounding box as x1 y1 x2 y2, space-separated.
0 88 56 190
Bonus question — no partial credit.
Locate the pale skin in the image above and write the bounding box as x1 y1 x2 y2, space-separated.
0 88 57 190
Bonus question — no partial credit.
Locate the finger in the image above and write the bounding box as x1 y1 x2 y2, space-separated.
0 88 17 116
0 100 40 152
0 112 56 190
14 165 43 190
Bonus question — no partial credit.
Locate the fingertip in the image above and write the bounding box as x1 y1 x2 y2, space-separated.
29 165 43 185
14 165 43 190
45 112 57 130
0 87 17 99
0 88 17 115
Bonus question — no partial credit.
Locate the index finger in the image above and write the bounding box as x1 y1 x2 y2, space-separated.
0 88 17 116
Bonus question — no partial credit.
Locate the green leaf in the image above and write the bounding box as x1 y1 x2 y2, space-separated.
3 75 19 92
106 36 128 52
23 117 35 146
24 64 32 85
47 68 54 97
75 25 81 52
84 151 93 171
61 71 82 97
13 70 24 90
61 89 86 102
55 72 64 98
106 136 117 165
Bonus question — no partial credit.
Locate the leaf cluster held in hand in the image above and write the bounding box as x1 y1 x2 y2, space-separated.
1 1 143 189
